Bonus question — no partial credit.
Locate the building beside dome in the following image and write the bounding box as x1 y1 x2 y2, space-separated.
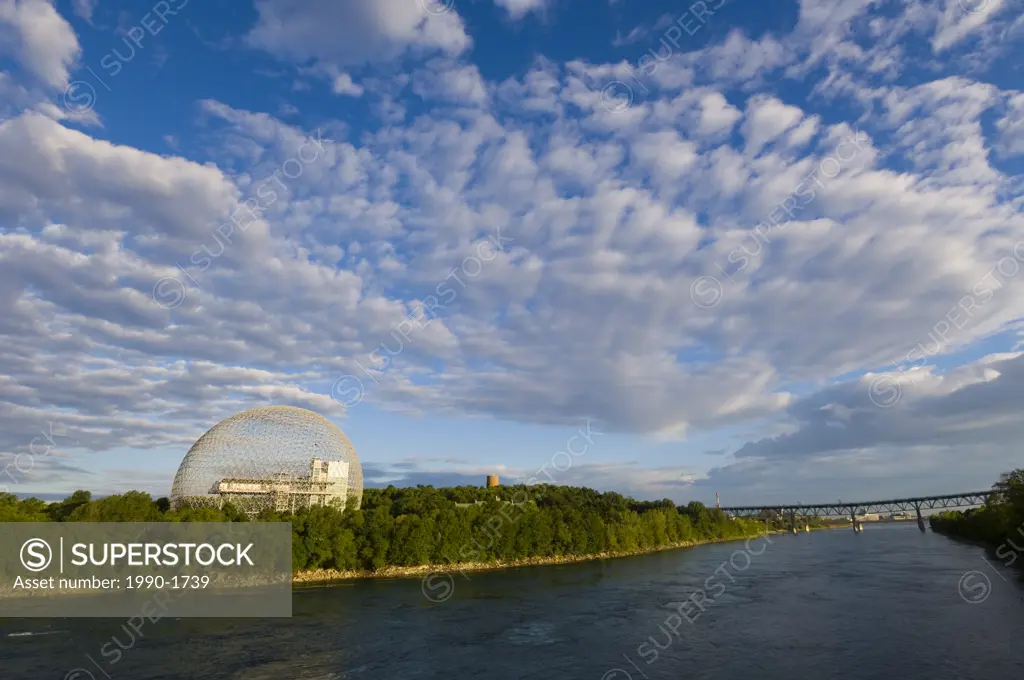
170 405 362 516
212 457 351 514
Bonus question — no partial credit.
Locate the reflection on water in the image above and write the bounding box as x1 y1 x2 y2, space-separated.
2 524 1022 679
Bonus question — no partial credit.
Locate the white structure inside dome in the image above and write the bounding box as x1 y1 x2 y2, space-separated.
212 457 351 514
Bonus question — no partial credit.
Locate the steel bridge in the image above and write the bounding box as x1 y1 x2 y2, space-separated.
720 491 994 532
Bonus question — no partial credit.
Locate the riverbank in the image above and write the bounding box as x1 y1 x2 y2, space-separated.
293 530 784 584
930 522 1022 561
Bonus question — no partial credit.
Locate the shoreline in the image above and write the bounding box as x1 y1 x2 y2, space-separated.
292 530 795 585
0 527 843 599
929 526 1021 564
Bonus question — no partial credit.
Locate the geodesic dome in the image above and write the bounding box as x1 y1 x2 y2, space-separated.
170 405 362 514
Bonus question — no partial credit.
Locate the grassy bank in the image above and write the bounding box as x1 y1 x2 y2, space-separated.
293 531 784 584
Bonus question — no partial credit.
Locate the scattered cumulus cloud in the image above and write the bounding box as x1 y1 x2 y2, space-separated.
2 0 1024 503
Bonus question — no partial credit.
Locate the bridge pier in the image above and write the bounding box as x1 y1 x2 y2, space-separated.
789 509 797 534
915 503 925 533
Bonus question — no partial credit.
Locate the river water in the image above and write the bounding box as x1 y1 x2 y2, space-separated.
2 523 1022 679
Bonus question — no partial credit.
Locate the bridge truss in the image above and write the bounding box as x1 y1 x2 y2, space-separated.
720 491 995 519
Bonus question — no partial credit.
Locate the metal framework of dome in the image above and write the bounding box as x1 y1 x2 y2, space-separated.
170 405 362 515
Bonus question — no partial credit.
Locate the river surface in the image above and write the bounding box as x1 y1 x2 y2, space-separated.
2 523 1023 679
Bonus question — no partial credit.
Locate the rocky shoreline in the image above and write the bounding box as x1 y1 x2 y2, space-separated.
292 531 783 584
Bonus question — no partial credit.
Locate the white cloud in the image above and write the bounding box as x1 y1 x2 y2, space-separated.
246 0 471 67
690 351 1024 502
491 0 547 20
298 63 365 96
411 59 488 105
71 0 94 23
330 72 364 97
932 0 1006 52
0 0 80 89
741 95 805 156
995 92 1024 158
880 77 1001 187
8 47 1024 448
0 112 244 247
696 91 742 137
613 25 647 48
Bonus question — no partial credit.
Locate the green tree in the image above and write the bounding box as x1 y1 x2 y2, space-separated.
358 506 394 571
47 490 92 521
30 484 771 574
67 491 164 522
931 468 1024 562
0 494 50 521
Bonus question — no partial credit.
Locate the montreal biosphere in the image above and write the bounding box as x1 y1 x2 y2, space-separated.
169 405 363 516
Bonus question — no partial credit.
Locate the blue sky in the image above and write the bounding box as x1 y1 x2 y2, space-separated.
2 0 1024 505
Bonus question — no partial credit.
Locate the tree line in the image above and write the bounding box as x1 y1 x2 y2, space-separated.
929 469 1024 566
0 484 774 572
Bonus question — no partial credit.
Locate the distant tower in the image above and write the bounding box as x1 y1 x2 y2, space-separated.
716 492 720 509
486 475 499 488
